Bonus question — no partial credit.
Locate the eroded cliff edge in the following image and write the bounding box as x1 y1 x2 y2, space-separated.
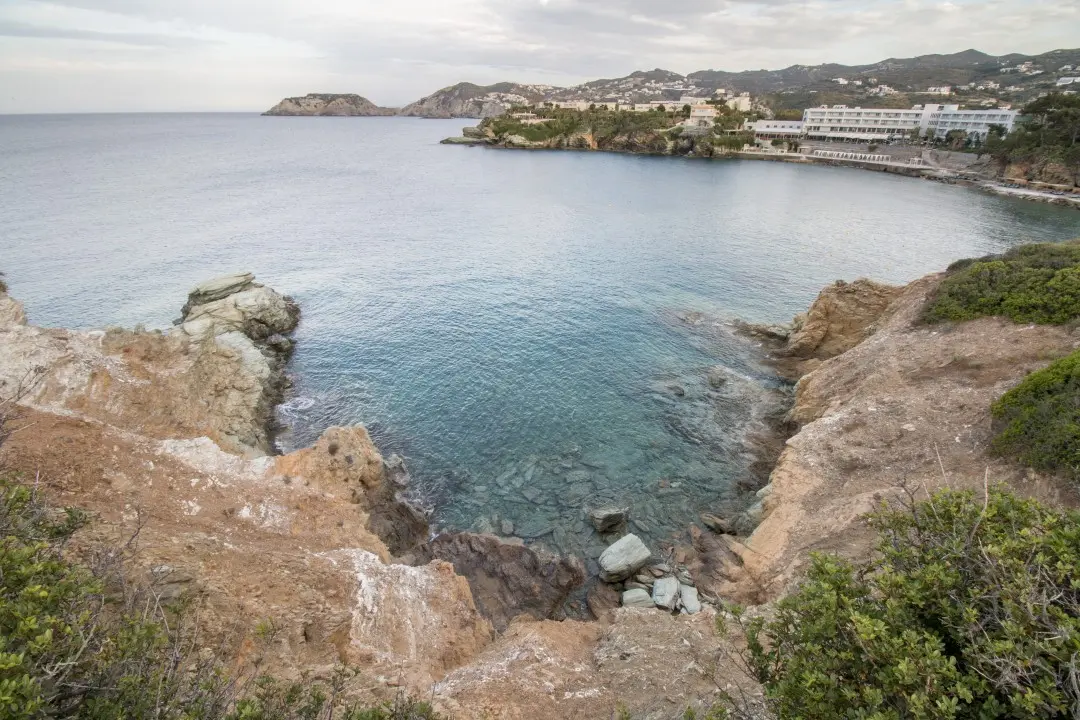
694 273 1080 606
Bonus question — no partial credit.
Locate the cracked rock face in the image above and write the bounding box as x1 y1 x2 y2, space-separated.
0 273 299 456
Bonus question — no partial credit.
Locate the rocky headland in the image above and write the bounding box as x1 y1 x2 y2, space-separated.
2 253 1078 717
263 93 398 116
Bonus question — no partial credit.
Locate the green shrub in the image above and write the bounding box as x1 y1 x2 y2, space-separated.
991 348 1080 478
746 488 1080 719
923 241 1080 324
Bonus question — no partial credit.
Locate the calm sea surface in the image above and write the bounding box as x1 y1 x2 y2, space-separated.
3 113 1079 563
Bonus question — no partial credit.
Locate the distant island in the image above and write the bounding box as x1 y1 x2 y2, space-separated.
262 93 397 116
264 47 1080 119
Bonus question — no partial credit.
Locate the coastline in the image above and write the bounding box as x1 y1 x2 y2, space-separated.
446 134 1080 210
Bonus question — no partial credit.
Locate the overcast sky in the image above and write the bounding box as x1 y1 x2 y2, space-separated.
0 0 1076 113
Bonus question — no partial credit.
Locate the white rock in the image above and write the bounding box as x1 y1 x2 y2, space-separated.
598 534 652 582
621 588 654 609
679 584 701 614
652 576 679 610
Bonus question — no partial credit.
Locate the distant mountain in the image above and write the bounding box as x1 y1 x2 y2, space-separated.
265 48 1080 119
398 82 555 119
263 93 397 116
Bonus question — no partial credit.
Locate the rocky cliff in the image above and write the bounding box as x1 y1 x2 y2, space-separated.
263 93 397 116
689 272 1080 605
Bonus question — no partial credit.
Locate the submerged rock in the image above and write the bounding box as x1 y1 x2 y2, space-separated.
599 534 652 582
589 506 629 533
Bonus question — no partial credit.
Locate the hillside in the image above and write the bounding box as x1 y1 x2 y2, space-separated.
264 48 1080 119
263 93 397 116
398 81 556 119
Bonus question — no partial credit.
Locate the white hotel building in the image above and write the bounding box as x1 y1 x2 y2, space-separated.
801 104 1018 142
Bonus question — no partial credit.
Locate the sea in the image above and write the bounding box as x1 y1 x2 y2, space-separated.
3 113 1079 567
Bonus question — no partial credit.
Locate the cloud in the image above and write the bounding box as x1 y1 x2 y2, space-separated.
0 19 218 47
0 0 1076 112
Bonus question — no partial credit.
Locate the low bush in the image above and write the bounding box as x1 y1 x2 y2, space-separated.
745 487 1080 719
922 240 1080 324
991 348 1080 479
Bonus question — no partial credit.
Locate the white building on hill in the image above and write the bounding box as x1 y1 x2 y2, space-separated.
802 104 1018 142
744 119 804 138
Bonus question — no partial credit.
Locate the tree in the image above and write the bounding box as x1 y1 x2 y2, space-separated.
682 103 692 118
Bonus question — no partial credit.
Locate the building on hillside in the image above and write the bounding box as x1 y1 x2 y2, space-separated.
925 86 953 95
679 96 710 106
743 119 804 138
833 78 849 85
801 104 1018 142
726 94 752 112
1057 77 1080 87
928 107 1019 140
685 106 718 127
552 101 590 111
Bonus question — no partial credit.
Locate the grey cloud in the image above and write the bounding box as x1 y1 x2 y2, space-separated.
0 19 218 48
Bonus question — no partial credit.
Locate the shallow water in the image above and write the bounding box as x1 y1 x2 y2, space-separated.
3 113 1079 563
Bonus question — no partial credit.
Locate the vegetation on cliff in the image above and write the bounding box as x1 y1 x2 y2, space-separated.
742 487 1080 719
991 349 1080 480
922 241 1080 324
481 106 763 156
984 93 1080 186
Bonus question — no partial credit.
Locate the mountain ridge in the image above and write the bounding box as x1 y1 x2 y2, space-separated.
264 47 1080 118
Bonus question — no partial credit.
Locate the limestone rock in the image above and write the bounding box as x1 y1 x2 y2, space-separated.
411 532 585 632
589 506 629 533
599 534 652 583
621 588 654 609
785 278 902 360
183 272 255 309
679 584 701 614
706 367 728 389
652 577 679 610
179 283 299 344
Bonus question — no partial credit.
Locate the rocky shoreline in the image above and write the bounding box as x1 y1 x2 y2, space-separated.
3 259 1077 716
443 124 1080 211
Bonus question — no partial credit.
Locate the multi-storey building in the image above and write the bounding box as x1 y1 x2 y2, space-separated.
802 104 1018 142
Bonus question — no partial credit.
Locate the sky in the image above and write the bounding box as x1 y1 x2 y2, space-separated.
0 0 1076 113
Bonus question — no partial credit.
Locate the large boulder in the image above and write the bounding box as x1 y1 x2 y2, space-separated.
178 275 299 344
599 534 652 582
411 532 586 632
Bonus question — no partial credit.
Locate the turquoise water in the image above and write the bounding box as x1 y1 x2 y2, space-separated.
3 113 1079 565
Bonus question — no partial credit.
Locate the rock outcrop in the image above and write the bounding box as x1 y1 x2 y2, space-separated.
692 273 1080 604
411 532 586 632
0 273 299 455
784 278 903 360
263 94 397 116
